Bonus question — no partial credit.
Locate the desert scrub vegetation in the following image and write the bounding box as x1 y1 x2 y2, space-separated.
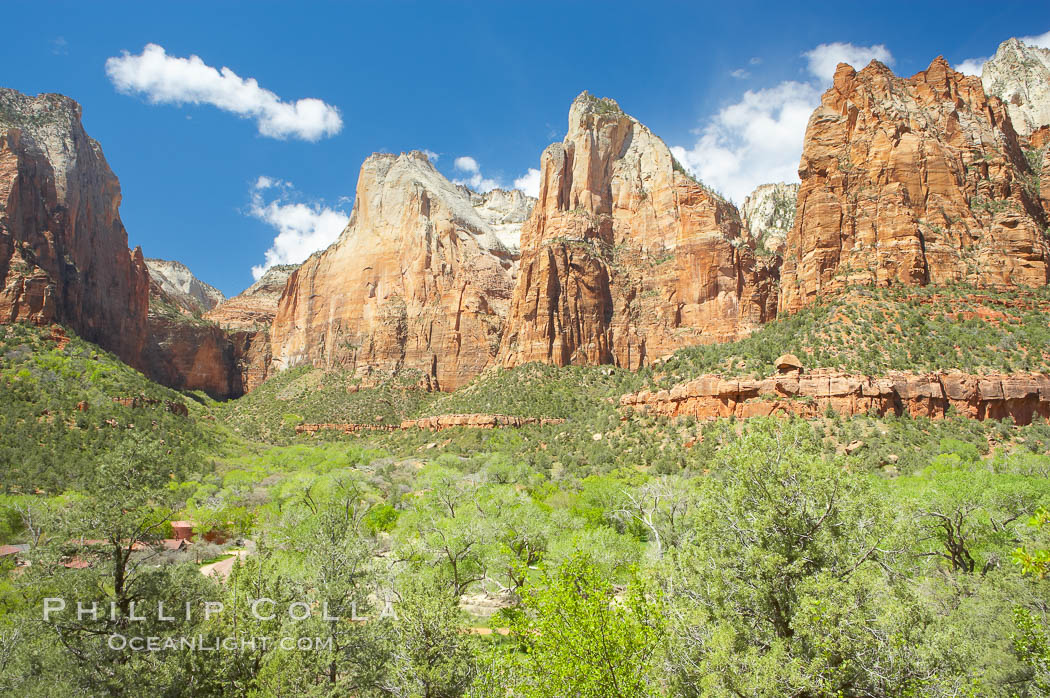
645 283 1050 388
217 364 437 443
0 323 209 492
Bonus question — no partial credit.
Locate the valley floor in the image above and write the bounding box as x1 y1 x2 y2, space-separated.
2 284 1050 696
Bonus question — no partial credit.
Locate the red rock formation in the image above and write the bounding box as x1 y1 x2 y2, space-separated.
270 152 525 391
136 274 245 399
141 313 244 400
499 92 776 371
295 414 565 434
206 264 296 331
229 328 272 393
621 369 1050 425
0 89 150 367
401 414 565 430
780 58 1049 313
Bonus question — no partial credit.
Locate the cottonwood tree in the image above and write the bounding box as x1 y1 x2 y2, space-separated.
474 552 663 698
285 473 387 692
614 476 697 557
478 486 551 593
903 454 1050 576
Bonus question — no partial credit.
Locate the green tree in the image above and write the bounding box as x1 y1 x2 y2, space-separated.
477 552 663 698
664 419 921 696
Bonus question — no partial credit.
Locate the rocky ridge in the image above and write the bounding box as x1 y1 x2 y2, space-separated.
498 92 777 371
467 188 534 256
779 57 1049 314
741 182 799 253
145 258 224 314
295 414 566 434
206 264 297 330
270 152 528 391
621 360 1050 425
981 38 1050 141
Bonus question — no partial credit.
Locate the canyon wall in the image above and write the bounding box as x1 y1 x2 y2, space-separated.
206 263 296 331
0 88 150 368
741 182 798 254
498 92 777 371
270 152 530 391
779 57 1049 313
981 38 1050 141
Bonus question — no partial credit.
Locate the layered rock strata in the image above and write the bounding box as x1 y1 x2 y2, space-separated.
621 368 1050 425
270 152 530 391
0 88 150 367
499 92 776 371
741 182 799 253
981 37 1050 141
779 58 1049 313
206 264 297 330
295 413 565 434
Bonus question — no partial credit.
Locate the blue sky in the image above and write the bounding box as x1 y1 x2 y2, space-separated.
1 1 1045 296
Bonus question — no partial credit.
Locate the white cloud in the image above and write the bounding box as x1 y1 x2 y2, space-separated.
802 42 894 82
105 43 342 141
672 42 893 204
1022 29 1050 49
730 68 751 79
454 156 479 173
452 155 500 192
447 155 539 197
514 168 541 197
671 81 822 203
749 57 762 66
248 178 348 280
422 149 440 163
955 57 988 76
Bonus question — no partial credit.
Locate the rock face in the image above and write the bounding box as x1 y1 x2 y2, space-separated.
203 264 299 394
621 369 1050 426
499 92 776 370
467 188 534 256
270 152 526 391
142 279 244 399
981 38 1050 141
0 88 150 367
741 182 798 253
780 58 1049 313
206 263 297 330
295 414 565 434
145 258 224 313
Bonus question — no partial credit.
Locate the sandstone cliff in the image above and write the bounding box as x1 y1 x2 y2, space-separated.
779 58 1049 313
981 38 1050 141
741 182 798 254
0 88 150 367
269 152 528 391
146 258 224 313
467 188 533 256
499 92 776 371
206 263 296 330
141 315 243 399
621 367 1050 426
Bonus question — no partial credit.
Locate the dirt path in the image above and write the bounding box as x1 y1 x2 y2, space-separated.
200 549 249 580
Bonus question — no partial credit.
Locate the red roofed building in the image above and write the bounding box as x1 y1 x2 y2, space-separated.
171 521 195 541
